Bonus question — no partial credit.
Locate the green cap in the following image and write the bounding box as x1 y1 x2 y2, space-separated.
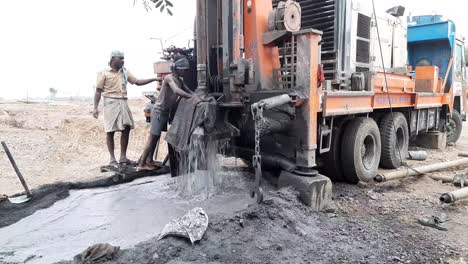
110 50 124 59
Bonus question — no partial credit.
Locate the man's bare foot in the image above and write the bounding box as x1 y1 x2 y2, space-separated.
119 158 138 166
137 163 156 171
109 160 118 168
145 160 161 166
145 160 163 169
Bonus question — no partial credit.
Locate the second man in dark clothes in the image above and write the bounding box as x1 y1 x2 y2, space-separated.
137 57 193 171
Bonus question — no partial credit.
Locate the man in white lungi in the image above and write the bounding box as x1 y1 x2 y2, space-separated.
93 50 157 167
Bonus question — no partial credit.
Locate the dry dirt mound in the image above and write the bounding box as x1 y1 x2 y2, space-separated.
0 110 22 128
56 188 463 264
58 117 104 148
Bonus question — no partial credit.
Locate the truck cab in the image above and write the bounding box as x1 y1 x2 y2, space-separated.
407 15 467 142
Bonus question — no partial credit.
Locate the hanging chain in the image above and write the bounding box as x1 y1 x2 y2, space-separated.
251 103 264 204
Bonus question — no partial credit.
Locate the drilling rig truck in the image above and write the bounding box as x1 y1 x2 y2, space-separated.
152 0 466 209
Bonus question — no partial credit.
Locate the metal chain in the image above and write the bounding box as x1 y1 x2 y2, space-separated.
251 104 264 203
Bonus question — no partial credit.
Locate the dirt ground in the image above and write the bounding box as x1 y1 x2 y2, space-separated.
0 99 168 196
1 100 468 264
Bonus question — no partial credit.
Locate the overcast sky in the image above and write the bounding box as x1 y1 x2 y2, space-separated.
0 0 465 100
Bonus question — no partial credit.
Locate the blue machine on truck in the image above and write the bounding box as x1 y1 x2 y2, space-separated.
407 15 467 143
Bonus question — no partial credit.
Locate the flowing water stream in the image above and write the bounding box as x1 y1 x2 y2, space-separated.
0 173 254 264
175 138 237 199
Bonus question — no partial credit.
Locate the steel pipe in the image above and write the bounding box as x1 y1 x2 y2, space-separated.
440 187 468 203
429 172 467 187
196 0 207 65
256 94 293 110
429 175 455 183
374 158 468 183
196 0 208 96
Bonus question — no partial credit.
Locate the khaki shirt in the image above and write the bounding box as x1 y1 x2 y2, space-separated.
96 68 137 99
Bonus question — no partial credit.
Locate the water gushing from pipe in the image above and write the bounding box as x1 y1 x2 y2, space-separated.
176 137 240 200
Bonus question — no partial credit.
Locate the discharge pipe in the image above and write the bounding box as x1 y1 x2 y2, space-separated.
255 94 293 110
440 187 468 203
374 158 468 183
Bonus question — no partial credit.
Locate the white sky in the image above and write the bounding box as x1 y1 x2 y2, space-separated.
0 0 465 99
0 0 196 99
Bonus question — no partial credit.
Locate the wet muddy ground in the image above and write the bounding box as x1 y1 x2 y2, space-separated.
0 172 256 264
1 170 467 264
1 101 467 264
56 186 468 264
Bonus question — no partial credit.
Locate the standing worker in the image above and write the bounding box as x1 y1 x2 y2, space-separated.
138 56 193 171
93 50 158 167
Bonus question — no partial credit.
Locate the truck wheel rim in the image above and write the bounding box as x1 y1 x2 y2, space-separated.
362 135 376 170
395 127 405 156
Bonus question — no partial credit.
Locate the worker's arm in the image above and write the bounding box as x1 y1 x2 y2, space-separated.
168 77 193 99
182 83 195 95
127 71 157 86
134 78 158 86
93 88 103 119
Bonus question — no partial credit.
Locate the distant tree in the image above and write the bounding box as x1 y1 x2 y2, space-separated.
49 87 58 100
134 0 174 15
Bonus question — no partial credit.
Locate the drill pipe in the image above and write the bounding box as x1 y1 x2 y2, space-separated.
440 187 468 203
374 158 468 183
195 0 208 96
429 173 467 187
429 175 455 183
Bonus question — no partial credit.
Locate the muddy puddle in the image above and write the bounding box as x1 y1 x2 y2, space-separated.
0 172 255 264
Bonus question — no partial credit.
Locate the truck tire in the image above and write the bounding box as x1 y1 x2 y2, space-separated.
446 110 463 144
341 118 381 183
379 112 409 169
322 121 348 182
